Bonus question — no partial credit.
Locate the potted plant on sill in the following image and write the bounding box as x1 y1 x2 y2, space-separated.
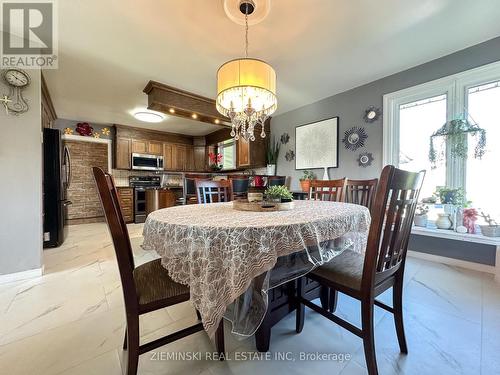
478 210 500 237
414 204 429 227
265 185 293 203
208 152 223 171
299 170 315 193
266 137 280 176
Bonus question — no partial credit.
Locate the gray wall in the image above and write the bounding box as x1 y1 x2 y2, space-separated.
271 36 500 190
0 68 43 276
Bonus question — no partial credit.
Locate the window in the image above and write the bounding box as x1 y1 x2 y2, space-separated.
384 61 500 219
218 139 236 170
466 80 500 217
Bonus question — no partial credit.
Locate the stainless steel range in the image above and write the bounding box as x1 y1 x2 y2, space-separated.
129 176 161 223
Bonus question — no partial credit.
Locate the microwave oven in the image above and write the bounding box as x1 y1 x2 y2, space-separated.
131 153 164 171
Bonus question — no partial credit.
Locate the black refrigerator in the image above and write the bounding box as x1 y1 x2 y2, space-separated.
43 128 72 248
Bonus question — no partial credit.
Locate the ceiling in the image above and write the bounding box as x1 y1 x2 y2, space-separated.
44 0 500 135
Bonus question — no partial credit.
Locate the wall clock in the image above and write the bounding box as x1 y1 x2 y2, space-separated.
342 126 368 151
1 68 30 115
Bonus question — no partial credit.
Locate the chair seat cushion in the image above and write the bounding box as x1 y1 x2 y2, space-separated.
133 259 189 306
311 250 364 291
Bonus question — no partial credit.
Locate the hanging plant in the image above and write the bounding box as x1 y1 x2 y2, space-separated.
429 115 486 168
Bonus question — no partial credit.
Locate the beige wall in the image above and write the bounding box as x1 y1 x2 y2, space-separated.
0 66 43 275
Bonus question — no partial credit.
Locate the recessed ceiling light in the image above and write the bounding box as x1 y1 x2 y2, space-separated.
134 111 165 123
214 119 220 124
169 108 175 114
191 113 198 119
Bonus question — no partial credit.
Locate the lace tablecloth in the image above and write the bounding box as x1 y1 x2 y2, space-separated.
142 200 370 338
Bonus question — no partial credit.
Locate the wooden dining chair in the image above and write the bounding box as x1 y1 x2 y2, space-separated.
309 178 346 202
92 167 224 375
184 175 210 205
327 178 379 311
344 178 379 210
230 175 250 200
267 175 287 187
295 165 425 375
196 180 232 204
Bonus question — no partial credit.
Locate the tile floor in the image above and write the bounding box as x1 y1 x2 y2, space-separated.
0 223 499 375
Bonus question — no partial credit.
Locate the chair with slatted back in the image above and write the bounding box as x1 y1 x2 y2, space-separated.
344 178 379 210
327 178 379 311
92 167 224 375
230 175 250 200
309 178 346 202
196 180 232 204
267 175 287 187
295 165 425 375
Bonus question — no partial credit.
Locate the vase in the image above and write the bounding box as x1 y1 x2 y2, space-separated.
414 215 428 227
443 204 456 227
480 225 500 237
266 164 276 176
436 213 452 229
463 216 477 234
299 180 311 193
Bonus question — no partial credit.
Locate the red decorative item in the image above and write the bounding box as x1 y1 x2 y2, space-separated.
463 208 478 234
253 175 264 187
208 152 223 171
75 122 94 136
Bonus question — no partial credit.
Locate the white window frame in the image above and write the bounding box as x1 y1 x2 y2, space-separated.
383 60 500 192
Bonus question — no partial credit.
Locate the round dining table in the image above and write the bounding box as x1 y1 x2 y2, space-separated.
142 200 370 340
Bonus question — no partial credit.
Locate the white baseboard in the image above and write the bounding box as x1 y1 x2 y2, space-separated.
0 267 43 285
408 250 497 276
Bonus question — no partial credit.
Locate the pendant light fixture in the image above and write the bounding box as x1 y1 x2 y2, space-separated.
216 0 277 141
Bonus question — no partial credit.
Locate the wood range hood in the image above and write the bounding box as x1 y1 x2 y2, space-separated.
143 81 231 128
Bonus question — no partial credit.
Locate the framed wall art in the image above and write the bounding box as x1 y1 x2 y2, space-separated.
295 116 339 170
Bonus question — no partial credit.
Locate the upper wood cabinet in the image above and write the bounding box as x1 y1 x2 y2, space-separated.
163 143 173 170
115 137 131 169
236 136 266 168
237 138 251 167
148 141 163 155
194 146 206 171
132 140 148 154
173 144 186 171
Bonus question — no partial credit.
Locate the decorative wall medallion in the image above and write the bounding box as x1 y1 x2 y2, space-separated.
285 149 295 162
101 127 111 136
63 127 74 135
280 132 290 144
75 122 94 136
363 106 382 123
357 152 374 167
342 126 368 151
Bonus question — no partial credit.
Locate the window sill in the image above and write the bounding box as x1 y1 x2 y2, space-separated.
411 226 500 246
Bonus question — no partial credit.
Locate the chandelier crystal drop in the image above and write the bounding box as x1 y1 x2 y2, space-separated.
216 1 277 142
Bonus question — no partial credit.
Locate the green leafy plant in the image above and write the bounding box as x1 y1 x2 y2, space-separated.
433 187 469 207
429 115 486 168
300 170 315 181
265 185 293 200
266 137 280 165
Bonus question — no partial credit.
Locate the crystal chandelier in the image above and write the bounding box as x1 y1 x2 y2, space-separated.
216 0 277 141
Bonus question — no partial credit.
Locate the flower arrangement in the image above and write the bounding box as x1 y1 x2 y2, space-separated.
415 204 429 216
208 152 223 171
75 122 93 136
265 185 293 202
463 208 478 234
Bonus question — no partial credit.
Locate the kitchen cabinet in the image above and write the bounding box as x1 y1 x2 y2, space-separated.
115 137 131 169
236 134 266 168
117 187 134 223
163 143 173 170
194 146 206 171
185 146 195 171
159 189 177 208
148 141 163 155
173 144 186 171
132 139 148 154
